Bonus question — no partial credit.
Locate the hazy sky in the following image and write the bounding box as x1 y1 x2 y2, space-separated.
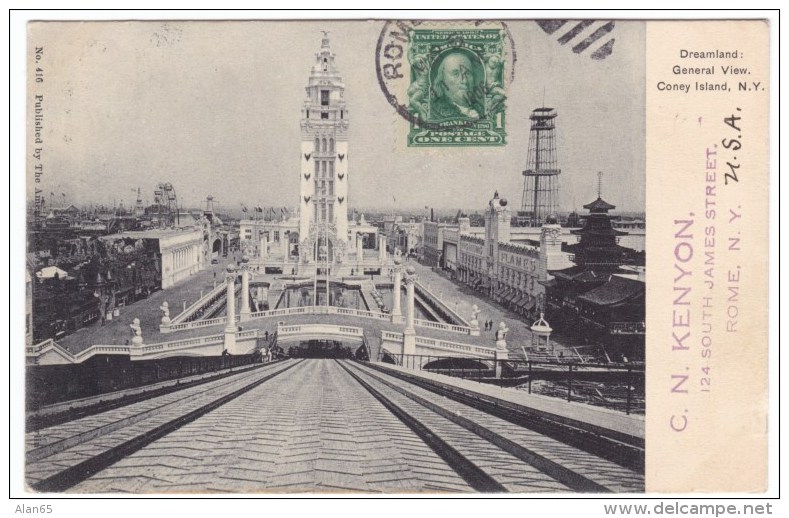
28 20 645 213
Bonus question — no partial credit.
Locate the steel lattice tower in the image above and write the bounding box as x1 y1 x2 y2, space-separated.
520 107 561 226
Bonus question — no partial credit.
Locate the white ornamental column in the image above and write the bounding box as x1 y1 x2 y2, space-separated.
159 301 171 328
259 235 268 261
224 264 238 351
494 321 510 378
356 234 364 271
469 304 481 337
378 236 387 263
391 251 402 320
403 265 417 355
240 255 251 321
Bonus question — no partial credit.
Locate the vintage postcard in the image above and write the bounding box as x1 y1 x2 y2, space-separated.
15 15 772 499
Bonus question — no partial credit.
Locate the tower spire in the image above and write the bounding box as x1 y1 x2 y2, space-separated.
597 171 603 199
134 186 144 216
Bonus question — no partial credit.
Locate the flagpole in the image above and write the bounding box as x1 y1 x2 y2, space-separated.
313 229 318 308
325 210 329 310
323 213 327 309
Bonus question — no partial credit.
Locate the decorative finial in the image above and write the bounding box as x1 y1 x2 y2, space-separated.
130 318 143 345
597 171 603 199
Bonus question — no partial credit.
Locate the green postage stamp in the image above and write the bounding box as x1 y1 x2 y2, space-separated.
406 29 507 147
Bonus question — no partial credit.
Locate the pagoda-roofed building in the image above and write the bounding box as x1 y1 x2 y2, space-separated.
564 196 629 272
548 193 634 298
544 175 645 361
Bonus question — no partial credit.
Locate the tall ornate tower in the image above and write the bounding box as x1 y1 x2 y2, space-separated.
484 191 511 296
299 32 350 263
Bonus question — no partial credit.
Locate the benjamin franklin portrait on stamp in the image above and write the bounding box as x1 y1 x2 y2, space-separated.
429 49 486 120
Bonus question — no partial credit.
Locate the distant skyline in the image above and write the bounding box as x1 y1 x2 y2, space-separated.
36 201 646 219
27 20 645 213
